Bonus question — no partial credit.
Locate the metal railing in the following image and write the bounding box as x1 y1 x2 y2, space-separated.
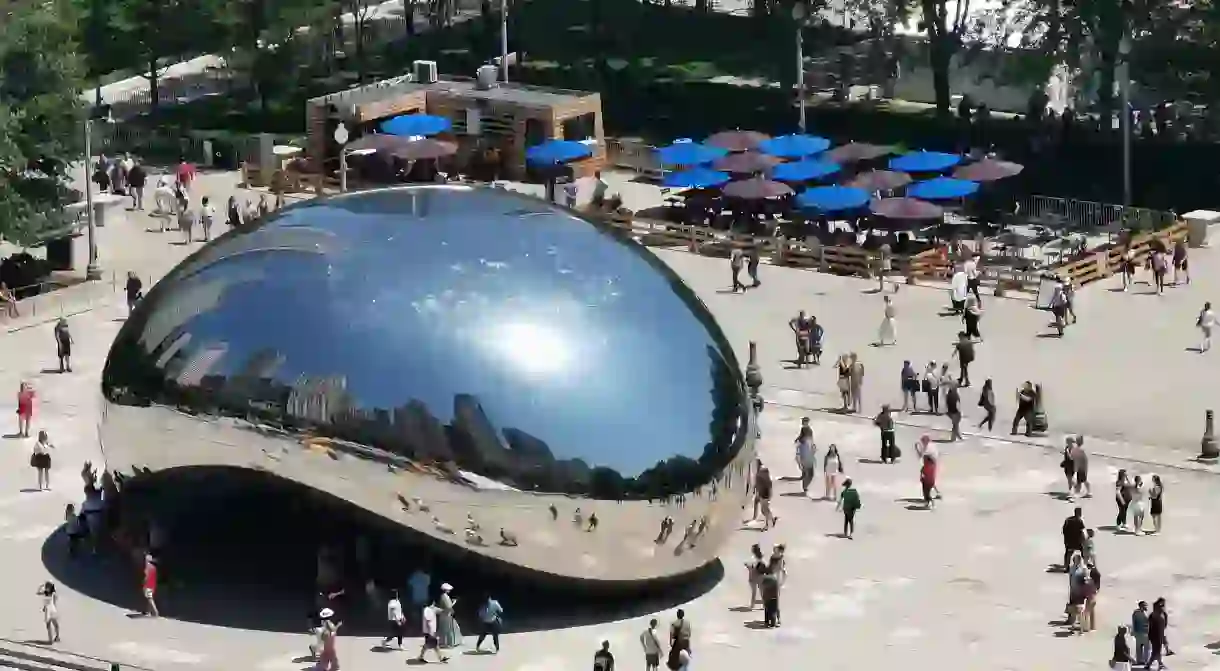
605 138 664 180
1 273 122 332
0 636 156 671
1018 195 1177 233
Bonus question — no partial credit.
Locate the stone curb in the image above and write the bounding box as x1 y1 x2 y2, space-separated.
762 385 1220 477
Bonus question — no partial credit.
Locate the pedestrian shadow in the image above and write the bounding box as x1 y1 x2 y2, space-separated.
3 433 23 439
463 650 495 656
1035 332 1064 339
1185 346 1204 353
779 492 809 498
727 605 754 613
1052 630 1076 638
1043 491 1073 501
714 288 743 294
903 504 931 511
38 369 63 375
742 620 771 630
169 241 193 246
894 497 924 504
857 458 886 465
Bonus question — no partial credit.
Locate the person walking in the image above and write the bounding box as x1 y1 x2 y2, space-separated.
381 590 406 649
1071 436 1091 498
944 380 963 441
141 553 160 617
1149 475 1164 533
822 444 843 501
416 602 449 663
835 355 852 411
877 296 897 346
31 430 54 491
16 381 34 438
952 332 975 388
200 196 216 242
795 425 817 496
668 609 691 654
1060 437 1077 498
919 454 938 510
874 405 897 464
1131 601 1150 666
1151 248 1168 295
1011 382 1035 436
877 243 895 293
1115 470 1133 531
1062 507 1085 572
1080 564 1099 633
436 583 461 649
790 311 812 368
755 461 776 530
125 272 143 314
54 319 73 373
474 594 503 653
900 360 919 412
746 247 761 288
729 249 746 293
127 160 146 211
1172 238 1190 285
914 434 939 496
837 478 861 539
1146 598 1168 670
849 353 865 414
37 581 60 644
745 543 764 609
640 618 663 671
963 295 983 341
1196 302 1215 353
976 379 996 431
759 564 780 628
923 362 940 415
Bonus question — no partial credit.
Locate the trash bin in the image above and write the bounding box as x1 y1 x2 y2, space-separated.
45 235 75 271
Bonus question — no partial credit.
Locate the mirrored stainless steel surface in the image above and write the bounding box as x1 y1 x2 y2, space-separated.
100 185 755 584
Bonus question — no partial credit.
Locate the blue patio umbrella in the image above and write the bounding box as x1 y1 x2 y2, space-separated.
655 142 728 167
661 168 731 189
907 177 980 200
379 114 451 137
758 134 832 159
771 159 841 182
888 150 963 173
525 140 593 165
796 186 871 213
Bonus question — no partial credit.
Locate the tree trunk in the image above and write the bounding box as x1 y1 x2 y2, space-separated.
146 56 160 116
929 36 952 116
404 0 416 36
355 19 366 83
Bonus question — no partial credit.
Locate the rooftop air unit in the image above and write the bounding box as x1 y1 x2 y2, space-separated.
475 65 498 90
413 60 438 85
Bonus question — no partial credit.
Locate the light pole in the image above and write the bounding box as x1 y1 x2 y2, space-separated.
83 109 112 281
792 2 808 133
340 147 376 192
500 0 510 83
1118 35 1132 206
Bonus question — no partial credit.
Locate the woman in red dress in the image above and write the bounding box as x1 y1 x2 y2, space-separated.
920 454 938 510
16 382 34 438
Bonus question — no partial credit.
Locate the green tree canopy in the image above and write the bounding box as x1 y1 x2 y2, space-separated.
0 0 88 245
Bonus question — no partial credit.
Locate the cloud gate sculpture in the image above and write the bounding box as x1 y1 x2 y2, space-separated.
100 185 755 588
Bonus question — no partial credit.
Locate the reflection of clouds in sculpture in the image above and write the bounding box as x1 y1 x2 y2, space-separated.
491 322 576 378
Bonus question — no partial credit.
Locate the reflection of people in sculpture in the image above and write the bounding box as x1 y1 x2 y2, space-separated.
655 517 674 544
680 520 698 547
573 508 583 527
466 513 480 532
548 504 558 521
465 528 484 545
587 513 599 532
499 528 518 546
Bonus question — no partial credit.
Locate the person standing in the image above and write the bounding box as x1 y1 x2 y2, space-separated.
382 590 406 649
127 160 146 211
1011 382 1035 436
877 296 897 346
54 319 73 373
729 249 746 293
795 425 817 496
849 353 865 414
976 379 996 431
944 380 963 441
755 462 776 530
227 195 243 228
1115 470 1133 530
640 618 663 671
474 594 503 653
1151 248 1168 295
822 444 843 501
914 435 939 496
200 196 216 242
759 565 780 628
178 201 196 244
593 641 615 671
1146 598 1168 670
125 272 144 314
874 404 897 464
668 609 691 655
1062 507 1085 572
416 602 448 663
1071 436 1091 498
950 266 968 314
1149 475 1164 533
436 583 461 649
1132 601 1150 666
919 454 938 510
1172 238 1189 285
175 157 196 192
963 295 983 341
16 381 34 438
952 332 975 387
789 311 812 368
877 243 895 293
746 247 761 288
835 355 852 411
37 581 60 644
1131 475 1148 535
900 360 919 412
141 553 160 618
745 544 764 610
1196 302 1215 353
1061 437 1077 498
965 253 982 304
31 430 54 491
1114 625 1134 671
923 362 940 415
837 478 861 539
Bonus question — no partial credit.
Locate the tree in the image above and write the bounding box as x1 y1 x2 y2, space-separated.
0 0 88 244
219 0 336 113
110 0 224 115
341 0 381 84
916 0 971 115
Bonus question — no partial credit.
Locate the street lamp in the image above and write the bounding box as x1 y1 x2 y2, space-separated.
500 0 510 83
792 2 808 133
83 107 113 281
1117 34 1132 206
340 147 376 192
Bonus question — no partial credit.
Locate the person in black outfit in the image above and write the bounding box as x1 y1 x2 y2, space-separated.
759 566 780 628
746 247 761 288
1061 507 1085 572
1011 382 1036 436
125 272 143 314
874 405 897 463
953 332 975 387
977 379 996 431
593 641 615 671
127 162 147 211
1146 598 1168 670
1113 625 1133 669
945 381 963 441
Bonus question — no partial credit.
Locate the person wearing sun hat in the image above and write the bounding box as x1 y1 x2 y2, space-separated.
313 608 341 671
437 583 462 648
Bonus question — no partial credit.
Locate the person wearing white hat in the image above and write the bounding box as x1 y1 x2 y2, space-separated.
437 583 462 648
314 608 341 671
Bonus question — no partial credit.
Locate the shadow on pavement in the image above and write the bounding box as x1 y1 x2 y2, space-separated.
42 469 723 635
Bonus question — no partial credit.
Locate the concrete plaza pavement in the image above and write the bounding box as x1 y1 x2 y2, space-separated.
0 176 1219 669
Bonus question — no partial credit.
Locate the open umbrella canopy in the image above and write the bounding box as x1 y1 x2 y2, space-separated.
346 133 413 153
953 158 1025 182
655 142 729 167
845 169 912 192
771 159 841 182
758 134 831 159
526 140 593 165
796 186 870 213
706 130 770 152
994 230 1037 248
662 168 732 189
380 113 452 137
824 142 897 164
722 177 793 200
888 150 963 173
714 151 782 174
870 197 945 220
907 177 980 200
394 138 458 161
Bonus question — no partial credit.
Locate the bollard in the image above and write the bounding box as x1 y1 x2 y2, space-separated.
1201 410 1218 460
1029 383 1049 435
745 341 763 397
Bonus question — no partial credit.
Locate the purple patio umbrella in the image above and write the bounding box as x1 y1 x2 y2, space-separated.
346 133 415 154
713 151 782 174
395 138 459 161
845 169 912 192
706 130 771 152
825 142 897 164
722 177 793 200
952 158 1025 182
870 197 945 220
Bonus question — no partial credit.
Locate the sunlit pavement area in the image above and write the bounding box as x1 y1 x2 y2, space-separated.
0 177 1219 669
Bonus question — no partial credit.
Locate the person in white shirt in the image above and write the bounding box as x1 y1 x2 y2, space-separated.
37 581 59 644
964 254 982 305
200 196 216 242
382 590 406 649
152 177 175 222
591 171 609 210
416 602 448 663
950 268 968 314
1197 302 1215 352
794 425 817 496
640 618 663 671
